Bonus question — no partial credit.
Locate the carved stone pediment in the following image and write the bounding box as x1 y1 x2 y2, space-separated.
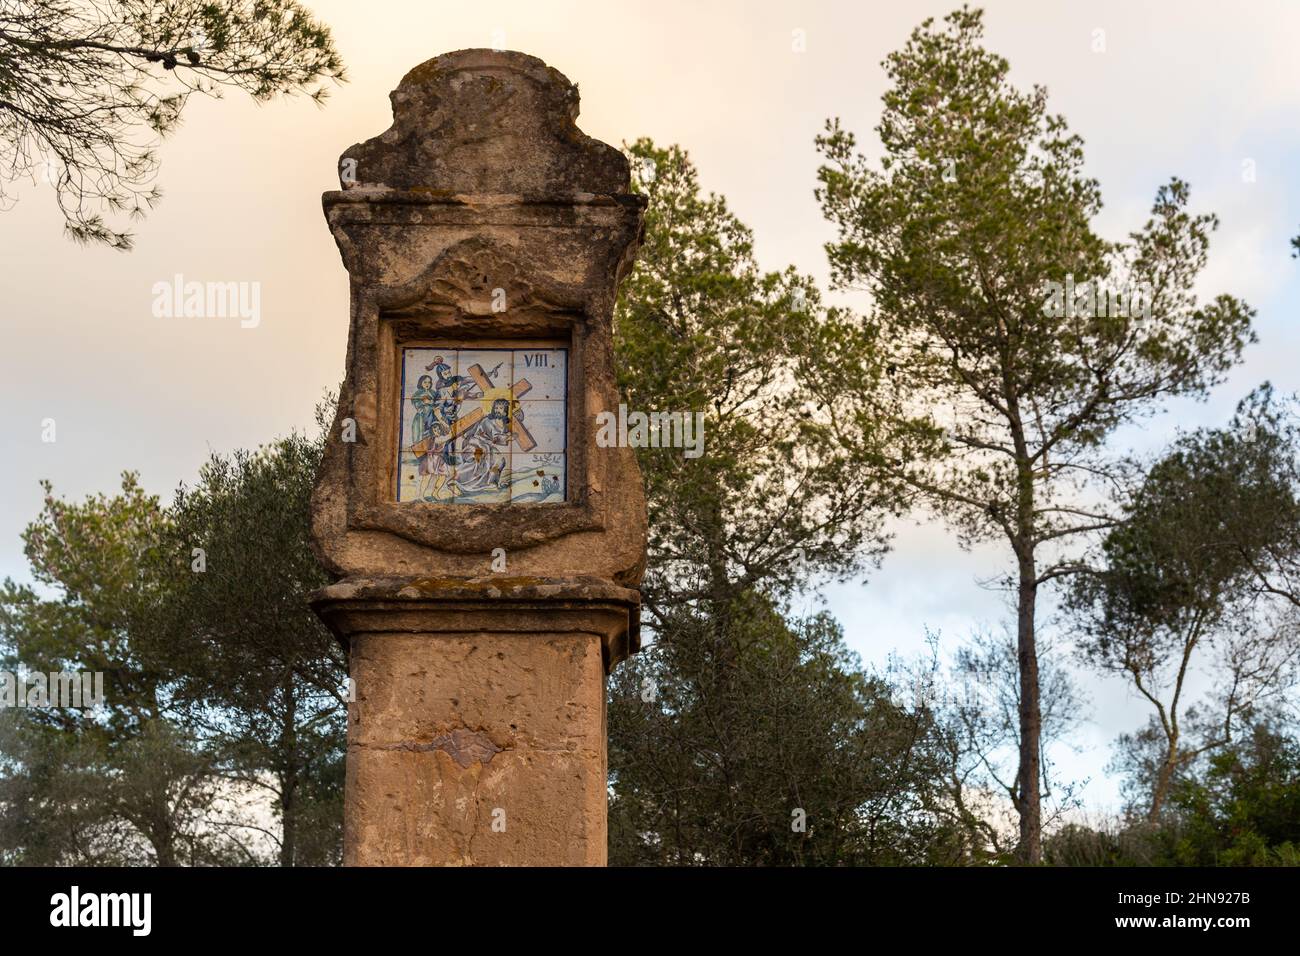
339 49 629 198
378 238 556 318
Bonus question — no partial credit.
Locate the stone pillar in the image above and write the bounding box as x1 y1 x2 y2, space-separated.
309 50 646 866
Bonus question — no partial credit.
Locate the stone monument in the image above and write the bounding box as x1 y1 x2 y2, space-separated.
309 49 647 866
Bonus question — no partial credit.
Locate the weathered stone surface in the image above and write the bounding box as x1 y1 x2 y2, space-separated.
340 49 629 197
311 49 647 593
312 576 640 680
309 50 646 866
345 630 607 866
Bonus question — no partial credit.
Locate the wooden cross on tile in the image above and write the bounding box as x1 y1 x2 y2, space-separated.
447 363 538 452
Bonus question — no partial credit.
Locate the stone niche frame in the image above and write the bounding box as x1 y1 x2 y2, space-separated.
324 196 644 558
361 284 594 550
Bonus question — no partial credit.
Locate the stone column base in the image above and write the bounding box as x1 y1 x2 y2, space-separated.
311 576 639 866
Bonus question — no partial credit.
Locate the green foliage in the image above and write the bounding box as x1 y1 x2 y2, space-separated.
1070 386 1300 820
609 597 950 865
608 141 953 865
1073 386 1298 646
0 0 345 247
812 5 1254 861
0 410 345 866
1 473 176 738
164 419 345 866
1048 719 1300 867
167 429 342 703
1164 721 1300 866
814 5 1252 553
616 138 892 624
0 474 233 864
1042 821 1151 867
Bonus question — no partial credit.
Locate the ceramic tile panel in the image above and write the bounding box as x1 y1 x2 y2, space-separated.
398 346 567 503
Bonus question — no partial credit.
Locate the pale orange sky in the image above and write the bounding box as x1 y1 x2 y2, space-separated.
3 0 1299 810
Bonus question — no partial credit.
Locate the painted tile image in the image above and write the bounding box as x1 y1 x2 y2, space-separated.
513 347 566 400
513 400 566 453
397 346 567 503
510 453 567 503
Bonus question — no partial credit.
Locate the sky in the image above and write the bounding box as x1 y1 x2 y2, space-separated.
3 0 1300 815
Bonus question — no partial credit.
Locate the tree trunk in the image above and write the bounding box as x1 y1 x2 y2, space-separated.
151 815 178 867
1147 739 1179 823
153 836 177 867
1015 547 1043 864
279 676 298 867
280 775 297 868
